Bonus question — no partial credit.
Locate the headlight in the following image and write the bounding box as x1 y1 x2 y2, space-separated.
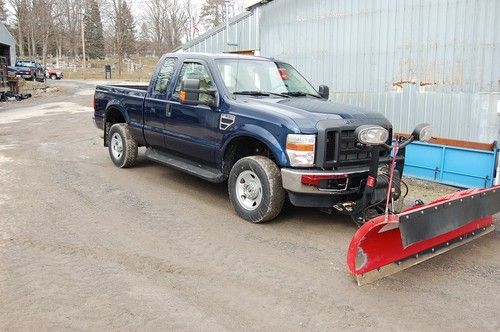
286 134 315 167
354 125 389 145
412 123 432 142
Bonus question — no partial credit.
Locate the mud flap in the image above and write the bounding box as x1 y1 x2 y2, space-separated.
347 186 500 285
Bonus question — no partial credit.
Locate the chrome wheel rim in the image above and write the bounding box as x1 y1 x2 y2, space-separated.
236 170 263 211
111 133 123 160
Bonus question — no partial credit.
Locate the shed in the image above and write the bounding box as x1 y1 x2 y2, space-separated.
0 22 16 66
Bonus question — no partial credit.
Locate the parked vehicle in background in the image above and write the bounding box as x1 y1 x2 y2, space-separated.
10 60 46 82
45 67 64 80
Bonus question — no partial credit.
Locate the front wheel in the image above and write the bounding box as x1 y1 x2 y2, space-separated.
228 156 285 223
107 123 138 168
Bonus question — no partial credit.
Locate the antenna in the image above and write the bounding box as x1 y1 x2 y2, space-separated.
225 0 238 49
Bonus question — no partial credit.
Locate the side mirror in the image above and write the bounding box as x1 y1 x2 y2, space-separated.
180 78 218 107
318 85 329 99
412 123 432 142
180 78 200 103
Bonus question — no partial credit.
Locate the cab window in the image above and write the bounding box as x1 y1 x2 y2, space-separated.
154 58 177 95
174 62 215 103
175 62 215 92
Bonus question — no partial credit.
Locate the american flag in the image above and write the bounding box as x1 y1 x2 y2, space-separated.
192 17 200 36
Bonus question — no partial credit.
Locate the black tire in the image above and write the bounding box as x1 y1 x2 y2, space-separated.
228 156 285 223
50 74 57 80
107 123 138 168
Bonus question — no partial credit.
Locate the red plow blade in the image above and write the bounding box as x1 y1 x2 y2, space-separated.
347 186 500 285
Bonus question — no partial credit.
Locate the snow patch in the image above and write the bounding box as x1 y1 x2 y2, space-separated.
0 102 92 124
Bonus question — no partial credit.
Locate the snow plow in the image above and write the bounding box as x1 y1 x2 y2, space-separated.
342 124 499 285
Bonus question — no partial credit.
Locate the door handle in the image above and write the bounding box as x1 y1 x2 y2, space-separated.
165 104 172 118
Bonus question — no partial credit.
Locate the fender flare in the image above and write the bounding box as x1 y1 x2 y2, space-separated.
103 101 129 146
104 100 129 124
221 124 289 167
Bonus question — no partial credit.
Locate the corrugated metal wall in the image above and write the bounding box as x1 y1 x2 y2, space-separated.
184 10 259 53
183 0 500 143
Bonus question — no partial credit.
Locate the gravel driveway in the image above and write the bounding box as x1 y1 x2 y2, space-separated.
0 80 498 331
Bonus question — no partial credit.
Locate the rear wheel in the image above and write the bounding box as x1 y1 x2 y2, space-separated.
228 156 285 223
107 123 138 168
50 74 57 80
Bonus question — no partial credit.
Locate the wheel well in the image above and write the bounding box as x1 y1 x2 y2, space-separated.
106 108 126 125
223 136 277 175
104 108 126 146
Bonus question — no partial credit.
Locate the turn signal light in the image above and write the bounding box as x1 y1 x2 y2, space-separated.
179 90 186 103
286 134 316 167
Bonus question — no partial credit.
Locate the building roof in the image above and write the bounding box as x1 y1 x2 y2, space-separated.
245 0 273 11
0 22 16 46
165 52 273 62
175 0 274 52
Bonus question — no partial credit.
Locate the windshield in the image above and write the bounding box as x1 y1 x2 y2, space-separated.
215 58 320 97
16 61 36 68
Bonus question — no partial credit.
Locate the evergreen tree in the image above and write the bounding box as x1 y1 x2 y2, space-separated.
84 0 105 59
200 0 230 29
117 0 135 57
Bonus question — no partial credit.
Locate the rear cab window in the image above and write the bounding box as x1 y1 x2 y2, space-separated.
153 57 177 97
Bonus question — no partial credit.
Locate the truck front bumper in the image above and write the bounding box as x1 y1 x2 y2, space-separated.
281 168 369 208
281 168 369 194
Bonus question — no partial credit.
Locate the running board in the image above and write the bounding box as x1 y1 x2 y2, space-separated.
145 148 226 183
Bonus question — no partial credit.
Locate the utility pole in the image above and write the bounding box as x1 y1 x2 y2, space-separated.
81 11 87 80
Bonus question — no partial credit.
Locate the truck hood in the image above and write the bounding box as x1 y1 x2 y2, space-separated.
239 96 388 132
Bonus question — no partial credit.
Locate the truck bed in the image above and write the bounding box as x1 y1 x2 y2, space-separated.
93 84 150 132
96 84 149 92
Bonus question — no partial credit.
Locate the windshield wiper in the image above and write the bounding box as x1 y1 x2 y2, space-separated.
233 90 289 98
283 91 322 98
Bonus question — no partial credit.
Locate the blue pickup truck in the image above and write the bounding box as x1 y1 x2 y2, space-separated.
94 53 431 223
8 60 46 82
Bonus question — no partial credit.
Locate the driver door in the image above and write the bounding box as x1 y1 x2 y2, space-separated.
166 61 220 164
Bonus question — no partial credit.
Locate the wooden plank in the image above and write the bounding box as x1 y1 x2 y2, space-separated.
226 50 256 55
395 133 495 151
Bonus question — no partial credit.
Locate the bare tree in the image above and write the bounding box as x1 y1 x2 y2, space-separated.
183 1 200 42
54 0 82 57
7 0 27 57
109 0 135 77
143 0 170 56
37 0 56 65
0 0 7 22
143 0 191 55
5 0 204 65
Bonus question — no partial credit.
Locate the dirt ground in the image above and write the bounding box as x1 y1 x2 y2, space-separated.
0 80 499 331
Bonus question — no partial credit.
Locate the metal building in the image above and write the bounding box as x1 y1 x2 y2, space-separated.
179 0 500 144
0 22 16 65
